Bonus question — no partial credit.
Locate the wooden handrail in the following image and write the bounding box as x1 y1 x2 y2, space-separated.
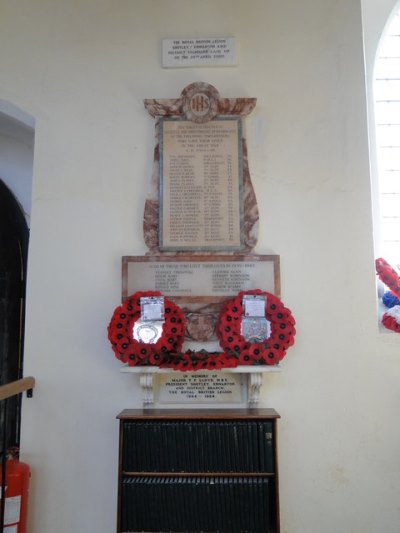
0 377 35 401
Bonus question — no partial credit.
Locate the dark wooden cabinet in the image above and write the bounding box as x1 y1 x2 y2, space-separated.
117 408 280 533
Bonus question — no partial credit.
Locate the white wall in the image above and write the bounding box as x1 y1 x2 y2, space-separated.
0 1 399 532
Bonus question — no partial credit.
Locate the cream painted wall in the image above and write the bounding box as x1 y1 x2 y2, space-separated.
0 0 399 532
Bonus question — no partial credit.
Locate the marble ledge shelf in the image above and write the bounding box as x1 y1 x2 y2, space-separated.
120 365 282 406
120 366 281 374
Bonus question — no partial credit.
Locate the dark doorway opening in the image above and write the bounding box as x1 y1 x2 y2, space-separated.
0 180 29 447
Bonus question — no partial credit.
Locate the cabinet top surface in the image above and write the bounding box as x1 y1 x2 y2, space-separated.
117 408 280 420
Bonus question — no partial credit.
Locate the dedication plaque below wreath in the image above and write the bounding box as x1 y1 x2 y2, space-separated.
156 372 245 406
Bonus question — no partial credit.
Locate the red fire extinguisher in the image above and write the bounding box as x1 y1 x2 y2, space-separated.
0 448 30 533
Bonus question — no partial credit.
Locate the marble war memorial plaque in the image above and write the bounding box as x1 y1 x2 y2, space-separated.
143 82 259 254
119 82 284 407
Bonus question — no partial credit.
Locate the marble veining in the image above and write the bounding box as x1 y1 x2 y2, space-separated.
143 82 259 254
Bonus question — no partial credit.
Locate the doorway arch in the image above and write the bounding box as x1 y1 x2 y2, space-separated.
0 99 34 448
0 180 29 446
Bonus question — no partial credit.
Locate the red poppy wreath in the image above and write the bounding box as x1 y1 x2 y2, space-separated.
108 289 296 370
108 291 185 366
217 289 296 365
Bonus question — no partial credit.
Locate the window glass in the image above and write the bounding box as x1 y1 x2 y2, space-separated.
375 10 400 269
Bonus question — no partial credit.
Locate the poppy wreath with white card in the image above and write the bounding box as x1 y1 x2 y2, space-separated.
108 291 185 366
217 289 296 365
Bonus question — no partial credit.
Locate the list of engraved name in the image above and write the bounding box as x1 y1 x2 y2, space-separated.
126 260 275 298
162 120 241 249
151 262 254 295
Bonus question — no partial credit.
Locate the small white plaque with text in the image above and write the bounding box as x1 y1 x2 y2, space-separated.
157 372 244 404
162 38 236 68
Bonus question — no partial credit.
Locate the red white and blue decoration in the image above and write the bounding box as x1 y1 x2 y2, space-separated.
376 257 400 333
